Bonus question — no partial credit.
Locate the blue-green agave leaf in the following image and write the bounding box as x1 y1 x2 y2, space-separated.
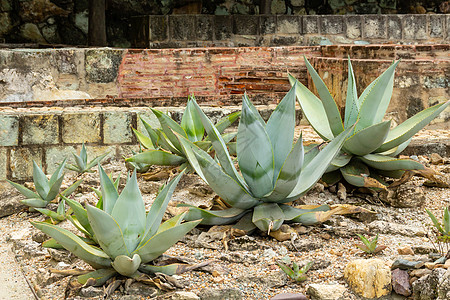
126 149 186 166
361 153 425 171
111 171 146 253
45 174 65 202
181 97 205 142
77 269 117 286
151 108 186 151
181 205 247 225
214 111 241 134
7 180 39 199
61 179 83 197
64 196 93 237
237 95 274 198
98 165 119 214
340 159 386 188
33 161 50 200
21 198 48 208
49 158 67 187
280 204 330 224
343 120 391 156
344 57 360 128
252 203 285 232
304 57 344 136
156 212 187 234
266 85 296 182
133 128 156 150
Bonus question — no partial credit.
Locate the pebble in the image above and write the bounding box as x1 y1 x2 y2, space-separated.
397 246 415 255
391 259 425 270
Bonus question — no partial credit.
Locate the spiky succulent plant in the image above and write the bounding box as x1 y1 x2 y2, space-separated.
175 85 353 233
289 57 449 187
65 143 109 174
31 168 200 286
127 96 240 170
7 159 82 208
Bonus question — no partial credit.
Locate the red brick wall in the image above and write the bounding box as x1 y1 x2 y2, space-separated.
117 47 321 100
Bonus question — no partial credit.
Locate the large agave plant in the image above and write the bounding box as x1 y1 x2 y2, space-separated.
127 96 240 170
175 85 354 233
31 168 200 286
289 57 449 187
7 159 82 208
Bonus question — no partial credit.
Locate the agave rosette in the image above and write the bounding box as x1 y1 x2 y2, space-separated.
127 96 240 170
7 159 82 209
289 57 450 187
175 85 354 233
31 166 200 286
65 143 109 174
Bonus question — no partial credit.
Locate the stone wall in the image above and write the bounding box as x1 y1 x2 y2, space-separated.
131 14 450 48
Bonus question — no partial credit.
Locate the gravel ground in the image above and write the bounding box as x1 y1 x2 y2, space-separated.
0 127 449 300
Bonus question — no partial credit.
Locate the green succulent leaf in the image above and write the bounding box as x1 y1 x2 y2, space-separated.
444 207 450 235
344 57 360 128
140 171 184 247
33 161 50 200
237 95 274 198
133 128 156 150
181 205 247 225
31 221 112 269
321 170 342 185
86 205 129 258
7 180 39 199
61 179 83 198
49 158 66 187
139 263 191 276
340 159 386 188
287 126 354 199
42 238 64 249
252 203 285 232
98 165 119 214
151 108 186 151
360 154 424 171
111 254 141 277
343 120 391 156
426 209 444 234
356 60 400 131
326 151 352 173
77 269 117 286
376 101 450 153
280 204 330 225
126 149 186 166
154 129 184 156
157 212 186 234
289 73 334 141
214 111 241 134
133 220 201 263
45 174 65 202
110 171 146 253
140 117 160 147
304 56 344 136
181 97 205 142
21 198 49 208
86 152 109 171
265 135 304 202
191 98 247 189
64 196 93 237
266 85 296 182
34 208 65 221
277 262 295 279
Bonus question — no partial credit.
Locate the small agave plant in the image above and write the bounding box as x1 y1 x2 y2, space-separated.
289 57 450 187
7 159 82 209
65 143 109 174
175 85 354 233
31 168 200 285
127 96 240 171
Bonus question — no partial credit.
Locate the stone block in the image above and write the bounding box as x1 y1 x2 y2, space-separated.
55 49 78 74
61 112 101 144
346 16 362 39
403 15 427 40
169 15 195 40
319 16 344 35
45 145 77 174
303 15 319 34
22 114 59 145
85 49 123 83
196 15 213 41
363 15 387 39
215 15 232 40
10 148 43 180
0 148 6 180
429 15 445 38
85 145 116 163
103 111 133 144
233 15 258 35
276 16 301 34
388 15 402 40
149 15 167 41
0 115 19 146
260 15 276 35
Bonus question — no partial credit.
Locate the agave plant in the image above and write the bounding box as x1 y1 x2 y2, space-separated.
31 168 200 286
7 159 82 208
65 143 109 174
127 96 240 171
289 57 450 187
174 85 354 233
277 260 313 282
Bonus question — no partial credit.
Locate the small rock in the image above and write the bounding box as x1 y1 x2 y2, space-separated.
337 183 346 201
391 259 425 270
228 236 265 251
397 246 415 255
430 153 444 165
368 220 426 237
412 268 447 300
307 283 346 300
48 248 74 263
171 291 200 300
284 239 323 252
270 293 307 300
198 288 243 300
344 258 392 298
126 282 158 297
391 268 411 296
437 268 450 300
381 185 426 208
80 286 104 297
410 268 432 278
31 231 49 244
